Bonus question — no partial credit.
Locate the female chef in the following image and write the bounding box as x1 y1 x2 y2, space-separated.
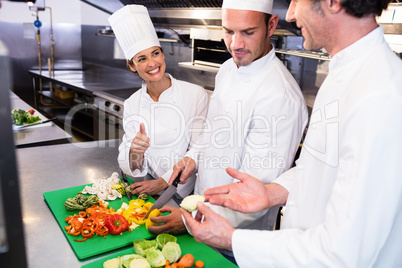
109 5 208 199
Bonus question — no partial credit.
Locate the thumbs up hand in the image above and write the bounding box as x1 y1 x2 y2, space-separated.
129 123 150 170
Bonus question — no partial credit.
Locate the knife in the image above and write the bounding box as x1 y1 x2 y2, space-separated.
16 117 56 129
143 171 182 220
120 169 132 200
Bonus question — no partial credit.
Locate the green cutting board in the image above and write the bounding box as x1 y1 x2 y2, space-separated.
82 233 238 268
43 184 158 260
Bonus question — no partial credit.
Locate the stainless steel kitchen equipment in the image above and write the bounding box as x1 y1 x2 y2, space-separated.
29 64 142 141
0 41 27 267
93 86 141 140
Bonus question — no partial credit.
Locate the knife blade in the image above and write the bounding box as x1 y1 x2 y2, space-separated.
143 171 182 220
16 117 56 129
120 169 132 200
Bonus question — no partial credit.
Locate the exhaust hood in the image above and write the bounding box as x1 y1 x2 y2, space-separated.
81 0 299 35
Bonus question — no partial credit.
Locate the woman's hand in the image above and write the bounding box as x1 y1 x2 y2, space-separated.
147 206 187 235
130 177 168 196
129 123 150 171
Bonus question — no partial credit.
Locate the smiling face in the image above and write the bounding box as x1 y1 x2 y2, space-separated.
222 9 275 67
128 46 166 83
286 0 329 51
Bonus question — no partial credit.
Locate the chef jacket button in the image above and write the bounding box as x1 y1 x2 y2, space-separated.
225 109 230 113
298 164 304 169
336 77 342 83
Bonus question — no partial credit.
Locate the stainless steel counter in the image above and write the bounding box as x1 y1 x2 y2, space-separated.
29 64 142 96
11 91 71 148
16 140 178 267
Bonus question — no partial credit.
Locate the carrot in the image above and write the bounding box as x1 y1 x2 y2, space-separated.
195 260 205 268
177 254 195 268
165 260 171 268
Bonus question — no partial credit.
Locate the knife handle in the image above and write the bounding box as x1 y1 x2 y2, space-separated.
172 171 183 187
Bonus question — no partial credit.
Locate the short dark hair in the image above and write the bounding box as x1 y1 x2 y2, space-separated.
312 0 392 18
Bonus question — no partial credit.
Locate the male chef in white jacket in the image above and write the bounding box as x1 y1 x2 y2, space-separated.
182 0 402 267
167 0 308 256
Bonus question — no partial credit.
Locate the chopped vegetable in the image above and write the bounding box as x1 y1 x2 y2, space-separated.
122 199 153 226
162 242 181 264
145 209 161 230
133 239 158 257
195 260 205 268
81 172 122 200
64 198 86 211
129 258 150 268
11 109 41 125
64 192 99 211
180 195 205 212
177 254 195 268
112 181 126 196
64 202 114 241
138 193 149 201
156 233 177 249
105 214 129 235
146 248 166 267
121 254 145 268
103 257 121 268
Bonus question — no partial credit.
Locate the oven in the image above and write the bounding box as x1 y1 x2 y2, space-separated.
93 88 140 141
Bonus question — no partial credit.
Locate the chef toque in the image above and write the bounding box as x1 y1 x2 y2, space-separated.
222 0 273 14
108 5 160 60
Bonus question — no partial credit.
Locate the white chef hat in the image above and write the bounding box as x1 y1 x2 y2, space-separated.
222 0 273 14
108 5 161 60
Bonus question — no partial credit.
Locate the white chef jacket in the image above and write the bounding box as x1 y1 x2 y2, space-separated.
233 26 402 267
118 74 209 198
187 48 308 228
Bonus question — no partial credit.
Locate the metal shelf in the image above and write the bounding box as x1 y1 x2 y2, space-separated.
276 49 331 61
178 61 220 73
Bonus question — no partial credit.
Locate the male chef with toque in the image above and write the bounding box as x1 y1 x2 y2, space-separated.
165 0 308 262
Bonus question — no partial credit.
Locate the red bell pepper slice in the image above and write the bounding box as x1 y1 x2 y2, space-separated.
105 214 129 235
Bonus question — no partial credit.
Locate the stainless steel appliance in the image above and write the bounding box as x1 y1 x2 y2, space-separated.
93 87 141 140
